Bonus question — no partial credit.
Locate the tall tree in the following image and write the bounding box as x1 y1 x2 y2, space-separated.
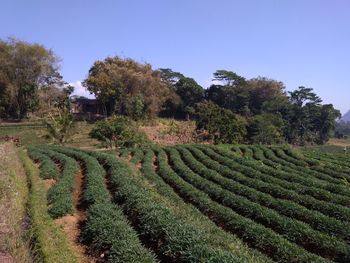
174 77 204 119
207 70 250 115
0 38 63 119
83 57 175 118
284 86 340 145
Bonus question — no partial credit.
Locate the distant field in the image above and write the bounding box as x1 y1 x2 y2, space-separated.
0 121 99 148
25 144 350 263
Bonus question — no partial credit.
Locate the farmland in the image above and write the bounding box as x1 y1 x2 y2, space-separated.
22 144 350 263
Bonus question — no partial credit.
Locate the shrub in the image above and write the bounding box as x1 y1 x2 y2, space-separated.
89 115 150 148
194 101 247 144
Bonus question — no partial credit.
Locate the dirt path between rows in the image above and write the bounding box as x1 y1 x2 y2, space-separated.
54 168 95 263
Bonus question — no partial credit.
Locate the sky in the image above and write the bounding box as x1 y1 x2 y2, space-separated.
1 0 349 114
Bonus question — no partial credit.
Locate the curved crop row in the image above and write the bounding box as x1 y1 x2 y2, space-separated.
27 146 59 179
252 146 337 182
194 146 350 222
177 146 350 241
271 147 350 181
304 151 350 170
47 146 157 263
248 145 350 197
154 148 331 263
20 149 78 262
129 148 144 164
93 151 246 263
166 147 349 262
36 146 79 218
140 149 272 263
213 146 350 205
255 146 343 184
281 148 350 180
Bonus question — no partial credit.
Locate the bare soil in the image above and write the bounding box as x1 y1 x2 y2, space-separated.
54 169 95 263
44 178 56 190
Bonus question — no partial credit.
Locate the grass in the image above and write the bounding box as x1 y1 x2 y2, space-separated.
0 143 32 262
0 121 99 148
19 148 78 263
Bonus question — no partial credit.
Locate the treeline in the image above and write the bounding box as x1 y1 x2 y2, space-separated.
83 57 340 145
0 38 341 145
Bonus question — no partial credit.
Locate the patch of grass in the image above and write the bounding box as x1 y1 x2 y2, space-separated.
19 149 78 263
0 121 99 148
0 143 32 262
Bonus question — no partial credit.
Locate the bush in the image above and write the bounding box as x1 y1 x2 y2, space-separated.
89 115 150 148
247 113 284 144
194 101 247 144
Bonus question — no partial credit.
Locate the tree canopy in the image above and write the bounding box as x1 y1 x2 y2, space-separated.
0 38 63 119
83 57 175 118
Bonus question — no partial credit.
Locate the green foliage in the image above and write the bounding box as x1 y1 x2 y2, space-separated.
247 113 284 144
89 115 150 148
166 147 349 262
194 101 247 144
44 108 75 144
94 152 245 263
0 38 63 119
125 95 145 120
82 203 157 263
19 149 78 262
83 56 175 118
174 77 204 118
27 146 59 179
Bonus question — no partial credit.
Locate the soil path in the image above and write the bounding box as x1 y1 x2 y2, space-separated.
54 168 95 263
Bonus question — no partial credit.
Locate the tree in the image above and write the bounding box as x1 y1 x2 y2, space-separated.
314 104 341 144
247 113 284 144
83 57 175 119
207 70 251 116
194 101 247 144
174 77 204 119
43 86 75 144
213 70 246 87
158 68 184 87
283 86 340 145
89 115 150 148
247 77 288 114
0 38 63 119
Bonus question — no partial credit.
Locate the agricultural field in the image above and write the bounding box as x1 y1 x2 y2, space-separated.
19 143 350 263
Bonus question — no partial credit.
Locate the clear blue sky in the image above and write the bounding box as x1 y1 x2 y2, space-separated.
1 0 349 114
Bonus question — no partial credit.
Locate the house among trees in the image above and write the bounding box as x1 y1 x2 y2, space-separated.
70 97 104 120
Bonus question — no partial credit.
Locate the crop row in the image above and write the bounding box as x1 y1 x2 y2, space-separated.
250 145 342 185
140 148 271 263
304 151 350 169
176 146 350 241
27 146 59 179
194 145 350 221
45 146 157 263
270 147 350 181
154 147 332 263
93 151 246 263
205 145 350 207
20 149 78 262
166 147 350 262
35 146 79 218
280 148 350 180
246 145 350 198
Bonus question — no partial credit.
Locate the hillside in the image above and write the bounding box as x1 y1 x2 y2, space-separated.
22 144 350 263
341 110 350 122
